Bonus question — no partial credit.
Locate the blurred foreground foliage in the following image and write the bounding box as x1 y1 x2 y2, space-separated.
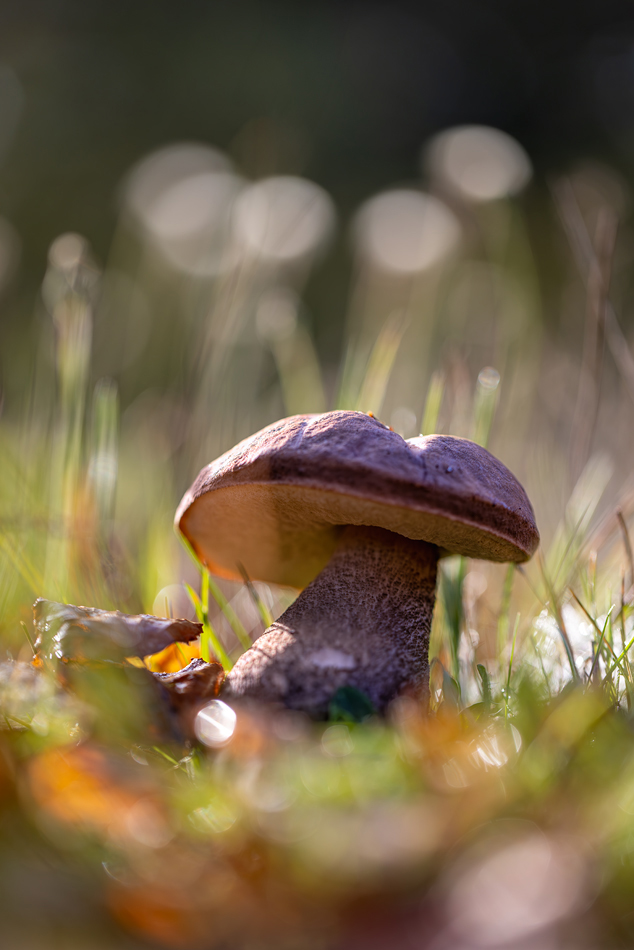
3 653 634 948
3 131 634 946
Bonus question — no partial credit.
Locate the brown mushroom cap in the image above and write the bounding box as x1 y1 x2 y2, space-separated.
176 411 539 589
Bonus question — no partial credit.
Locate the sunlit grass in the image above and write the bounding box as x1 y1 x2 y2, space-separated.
2 145 634 947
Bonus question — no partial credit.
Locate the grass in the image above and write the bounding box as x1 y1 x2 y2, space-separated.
1 162 634 948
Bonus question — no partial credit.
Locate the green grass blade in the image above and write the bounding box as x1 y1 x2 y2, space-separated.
207 573 252 653
505 612 521 718
238 563 274 628
421 371 445 436
587 606 614 687
355 310 409 416
497 563 515 661
184 580 232 671
471 367 500 449
540 555 579 680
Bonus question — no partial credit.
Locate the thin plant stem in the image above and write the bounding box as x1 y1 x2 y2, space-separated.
587 606 614 687
505 612 520 720
206 574 252 653
185 580 232 671
497 563 515 661
238 562 274 628
540 554 579 680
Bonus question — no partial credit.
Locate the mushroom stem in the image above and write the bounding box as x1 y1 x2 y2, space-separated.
223 526 439 716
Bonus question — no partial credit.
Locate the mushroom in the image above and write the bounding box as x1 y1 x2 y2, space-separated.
175 411 538 715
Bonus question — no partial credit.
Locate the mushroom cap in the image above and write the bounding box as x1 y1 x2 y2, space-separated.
176 411 539 588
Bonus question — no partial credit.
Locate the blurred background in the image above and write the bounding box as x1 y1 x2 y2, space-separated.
4 2 634 948
2 0 634 611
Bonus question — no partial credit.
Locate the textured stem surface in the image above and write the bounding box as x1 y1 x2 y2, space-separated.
223 526 438 716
